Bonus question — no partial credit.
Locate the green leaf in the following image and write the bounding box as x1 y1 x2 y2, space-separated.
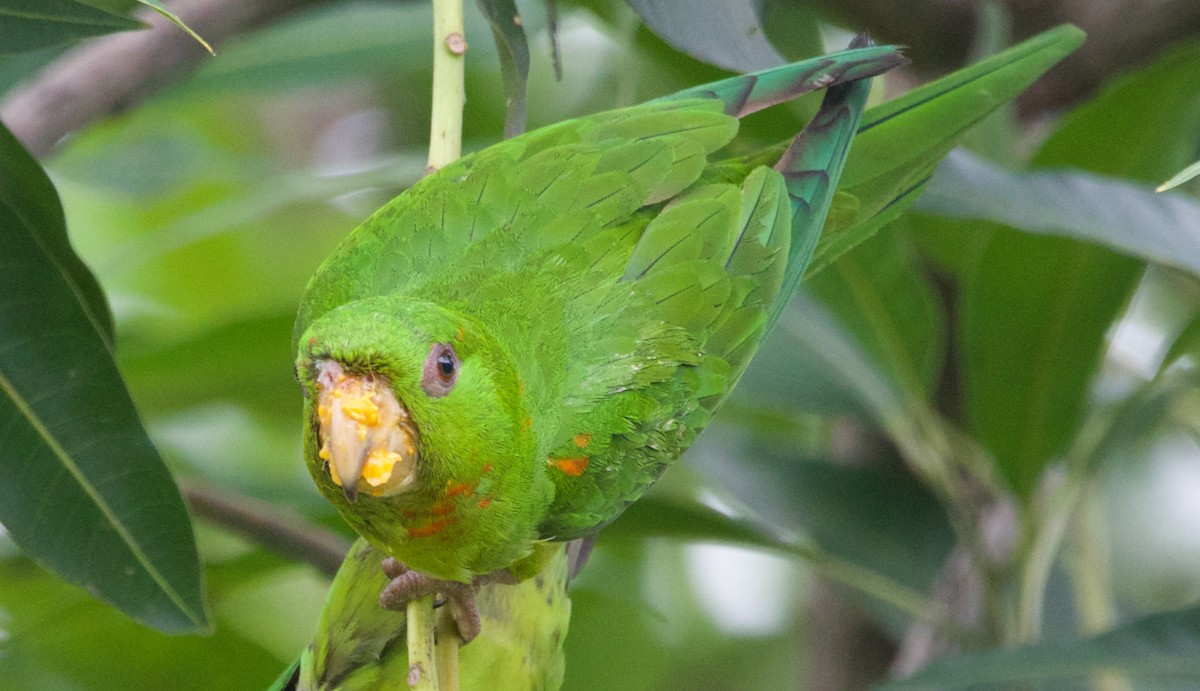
607 492 934 618
606 493 817 559
625 0 785 72
958 37 1200 499
962 230 1140 497
881 604 1200 689
692 438 954 605
180 3 431 94
0 0 142 53
847 24 1084 188
1034 38 1200 182
265 659 299 691
739 293 909 420
811 24 1086 274
757 0 823 64
1157 158 1200 193
917 150 1200 278
74 0 138 12
808 222 944 399
0 119 113 345
1161 311 1200 375
0 120 207 633
134 0 213 54
0 553 282 690
475 0 530 137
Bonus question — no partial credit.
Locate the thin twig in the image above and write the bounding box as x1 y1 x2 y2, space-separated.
426 0 466 173
1 0 329 158
180 479 350 577
410 0 468 687
407 594 440 691
436 606 462 689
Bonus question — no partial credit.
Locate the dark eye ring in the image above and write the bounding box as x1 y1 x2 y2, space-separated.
422 342 459 397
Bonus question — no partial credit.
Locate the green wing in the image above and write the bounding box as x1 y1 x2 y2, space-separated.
293 43 901 540
539 54 887 537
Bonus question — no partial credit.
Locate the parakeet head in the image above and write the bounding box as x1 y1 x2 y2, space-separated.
295 296 530 503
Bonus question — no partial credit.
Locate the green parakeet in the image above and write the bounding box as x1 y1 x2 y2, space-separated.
293 38 905 639
268 539 572 691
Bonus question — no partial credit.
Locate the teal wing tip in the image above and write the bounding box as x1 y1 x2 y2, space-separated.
654 35 907 119
265 658 300 691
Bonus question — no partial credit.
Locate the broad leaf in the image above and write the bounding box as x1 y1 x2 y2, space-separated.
75 0 139 12
607 493 933 618
0 120 112 344
0 0 142 53
0 550 295 690
0 121 207 633
881 604 1200 689
607 493 818 560
918 150 1200 278
809 222 944 399
738 292 907 418
691 433 954 610
811 24 1086 274
625 0 785 72
961 230 1140 496
1035 39 1200 181
958 38 1200 498
476 0 530 137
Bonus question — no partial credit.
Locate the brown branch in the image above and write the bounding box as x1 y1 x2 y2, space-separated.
808 0 978 74
1 0 329 158
181 479 350 577
1015 0 1200 116
811 0 1200 116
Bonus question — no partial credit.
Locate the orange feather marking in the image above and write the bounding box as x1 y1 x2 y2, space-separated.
407 519 451 538
445 481 474 497
573 433 592 448
551 457 589 477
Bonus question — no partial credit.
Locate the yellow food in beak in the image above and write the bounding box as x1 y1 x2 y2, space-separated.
315 360 419 500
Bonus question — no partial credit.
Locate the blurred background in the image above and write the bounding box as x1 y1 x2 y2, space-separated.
3 1 1200 689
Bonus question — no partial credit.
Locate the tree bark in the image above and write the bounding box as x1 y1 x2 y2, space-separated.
1 0 330 158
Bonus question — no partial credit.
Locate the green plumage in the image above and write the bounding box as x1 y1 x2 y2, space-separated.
268 540 571 691
293 43 904 583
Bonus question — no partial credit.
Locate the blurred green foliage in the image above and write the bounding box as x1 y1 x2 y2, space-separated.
4 1 1200 689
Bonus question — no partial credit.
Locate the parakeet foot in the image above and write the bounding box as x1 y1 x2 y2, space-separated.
378 558 518 643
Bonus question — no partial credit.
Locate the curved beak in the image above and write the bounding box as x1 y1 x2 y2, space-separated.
315 360 419 502
325 400 371 502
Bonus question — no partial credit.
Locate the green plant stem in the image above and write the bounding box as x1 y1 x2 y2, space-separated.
407 596 440 690
1015 471 1082 642
411 0 467 687
1069 486 1115 634
1068 486 1131 691
1014 400 1117 643
428 0 466 173
435 607 462 688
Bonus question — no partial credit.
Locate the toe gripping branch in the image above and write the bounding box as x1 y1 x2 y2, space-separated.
379 558 518 643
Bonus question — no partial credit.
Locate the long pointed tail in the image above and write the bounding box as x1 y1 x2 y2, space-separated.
655 35 905 118
765 45 878 332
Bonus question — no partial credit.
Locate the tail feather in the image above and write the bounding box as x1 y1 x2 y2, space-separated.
655 36 906 119
766 62 875 332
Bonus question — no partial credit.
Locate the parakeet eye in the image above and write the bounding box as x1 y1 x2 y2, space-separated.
422 342 459 397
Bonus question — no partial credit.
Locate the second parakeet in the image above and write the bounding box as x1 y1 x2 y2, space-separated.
293 38 905 640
